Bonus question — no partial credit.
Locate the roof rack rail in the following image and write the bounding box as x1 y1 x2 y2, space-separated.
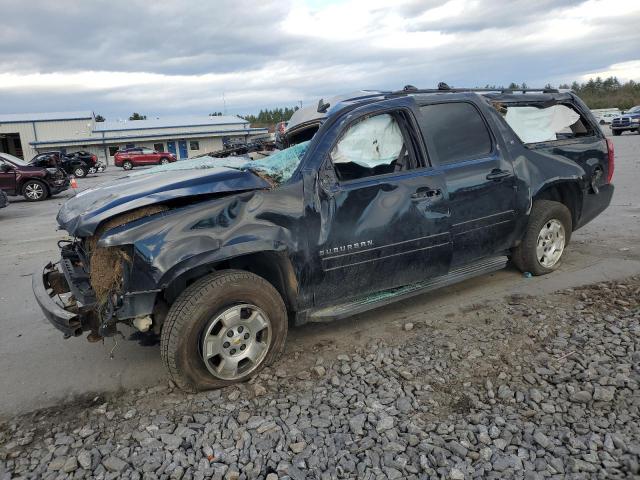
391 84 559 96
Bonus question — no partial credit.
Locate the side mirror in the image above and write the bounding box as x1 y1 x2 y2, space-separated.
0 163 12 173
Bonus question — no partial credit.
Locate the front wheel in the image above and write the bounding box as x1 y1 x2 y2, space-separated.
87 166 97 175
159 158 170 165
511 200 572 276
161 270 288 392
22 180 48 202
122 160 133 170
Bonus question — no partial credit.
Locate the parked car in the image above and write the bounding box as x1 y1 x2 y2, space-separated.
611 105 640 135
114 147 176 170
65 150 101 174
30 151 95 178
591 108 621 125
0 189 8 209
0 152 69 201
34 86 613 390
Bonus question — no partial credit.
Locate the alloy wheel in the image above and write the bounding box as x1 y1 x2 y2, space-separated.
201 304 271 380
536 219 565 268
25 183 44 200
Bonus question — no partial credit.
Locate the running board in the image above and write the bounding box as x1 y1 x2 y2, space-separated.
309 256 509 322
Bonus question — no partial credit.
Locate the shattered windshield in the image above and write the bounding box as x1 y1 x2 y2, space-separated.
128 141 310 185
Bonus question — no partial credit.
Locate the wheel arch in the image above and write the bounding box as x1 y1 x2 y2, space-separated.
532 180 583 230
20 177 50 196
162 250 299 314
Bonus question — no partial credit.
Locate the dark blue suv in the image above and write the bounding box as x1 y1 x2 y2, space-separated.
34 86 614 391
611 105 640 135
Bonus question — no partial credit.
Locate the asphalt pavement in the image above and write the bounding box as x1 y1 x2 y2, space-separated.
0 131 639 417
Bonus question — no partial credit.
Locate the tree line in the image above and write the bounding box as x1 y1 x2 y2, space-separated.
492 78 640 110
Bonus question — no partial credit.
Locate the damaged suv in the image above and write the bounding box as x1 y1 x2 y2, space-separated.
33 86 614 391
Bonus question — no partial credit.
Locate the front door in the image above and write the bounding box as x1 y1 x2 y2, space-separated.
178 140 188 159
417 101 517 266
167 141 177 157
309 107 452 306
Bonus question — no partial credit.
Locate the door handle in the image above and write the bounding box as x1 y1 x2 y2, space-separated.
411 187 442 200
486 169 512 181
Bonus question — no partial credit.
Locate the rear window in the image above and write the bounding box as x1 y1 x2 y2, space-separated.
500 104 594 143
419 103 492 165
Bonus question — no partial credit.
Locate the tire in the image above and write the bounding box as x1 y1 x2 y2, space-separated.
612 130 622 136
22 180 48 202
88 167 97 175
599 120 605 125
511 200 572 276
122 161 133 170
73 167 87 178
161 270 288 392
159 157 170 165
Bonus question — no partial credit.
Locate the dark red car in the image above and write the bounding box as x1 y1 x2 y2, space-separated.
114 147 176 170
0 152 69 201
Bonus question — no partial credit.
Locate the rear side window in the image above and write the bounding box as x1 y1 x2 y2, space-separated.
419 103 492 165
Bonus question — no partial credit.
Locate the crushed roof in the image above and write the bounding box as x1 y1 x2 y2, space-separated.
94 115 249 131
0 111 94 123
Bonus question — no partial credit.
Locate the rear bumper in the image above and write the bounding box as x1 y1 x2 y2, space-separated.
32 264 83 337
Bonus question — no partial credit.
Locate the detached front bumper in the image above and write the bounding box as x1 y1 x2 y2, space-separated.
32 264 83 337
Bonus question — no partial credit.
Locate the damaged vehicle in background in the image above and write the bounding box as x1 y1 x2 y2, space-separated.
33 85 614 391
0 152 70 201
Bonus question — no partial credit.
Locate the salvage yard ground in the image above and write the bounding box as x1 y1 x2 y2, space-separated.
0 129 638 474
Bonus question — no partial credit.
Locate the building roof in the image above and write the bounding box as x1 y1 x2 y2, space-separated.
94 115 249 132
0 111 94 123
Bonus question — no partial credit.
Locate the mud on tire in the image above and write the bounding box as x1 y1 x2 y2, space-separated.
511 200 572 276
160 270 288 392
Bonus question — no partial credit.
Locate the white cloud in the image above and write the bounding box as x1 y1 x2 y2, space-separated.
0 0 639 117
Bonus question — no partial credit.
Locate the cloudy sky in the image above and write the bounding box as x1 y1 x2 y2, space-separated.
0 0 639 119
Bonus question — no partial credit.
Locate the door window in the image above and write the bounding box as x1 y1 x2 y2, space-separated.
419 103 492 165
141 148 155 154
153 143 165 152
330 113 412 181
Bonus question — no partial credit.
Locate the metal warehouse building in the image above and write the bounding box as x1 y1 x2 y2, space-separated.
0 111 268 164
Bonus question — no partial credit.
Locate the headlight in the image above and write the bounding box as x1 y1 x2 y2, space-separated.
631 118 640 123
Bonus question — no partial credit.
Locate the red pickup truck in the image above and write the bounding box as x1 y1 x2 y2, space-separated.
114 147 176 170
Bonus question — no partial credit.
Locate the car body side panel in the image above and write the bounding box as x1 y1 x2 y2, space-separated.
98 182 309 308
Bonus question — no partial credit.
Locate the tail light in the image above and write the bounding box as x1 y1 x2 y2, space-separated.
91 154 97 161
606 138 615 183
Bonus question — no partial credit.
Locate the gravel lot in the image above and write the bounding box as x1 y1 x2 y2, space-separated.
1 276 638 479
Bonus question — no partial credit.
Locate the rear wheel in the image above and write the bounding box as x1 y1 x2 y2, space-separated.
22 180 48 202
122 160 133 170
88 166 97 175
161 270 287 392
73 167 87 178
511 200 572 276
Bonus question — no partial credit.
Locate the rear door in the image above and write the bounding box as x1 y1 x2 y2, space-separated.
0 159 17 195
309 100 452 305
417 100 517 267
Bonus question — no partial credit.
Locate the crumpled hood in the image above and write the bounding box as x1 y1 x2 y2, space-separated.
57 167 271 237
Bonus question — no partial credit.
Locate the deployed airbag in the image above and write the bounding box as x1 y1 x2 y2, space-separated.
331 114 403 168
505 105 581 143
